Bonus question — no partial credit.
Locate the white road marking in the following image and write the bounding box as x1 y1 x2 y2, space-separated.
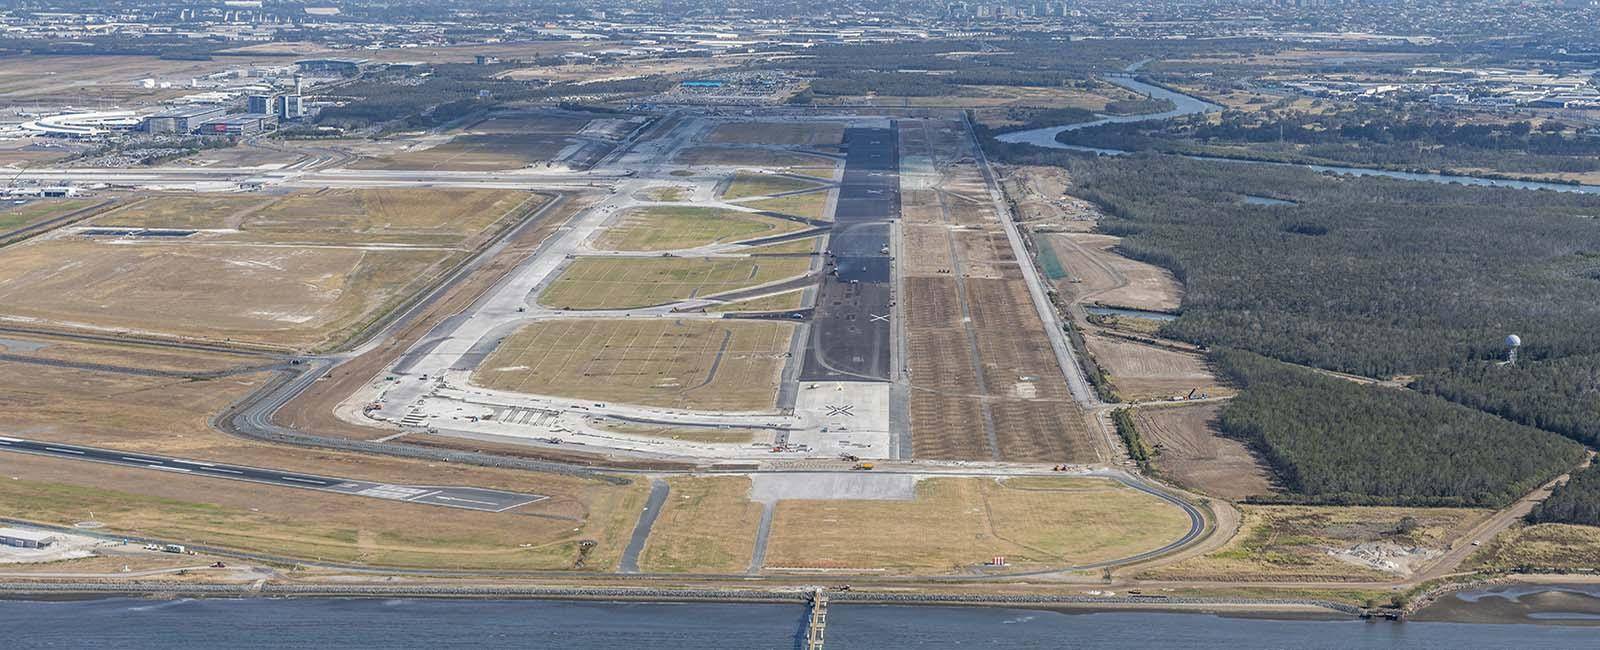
122 456 162 463
0 436 21 443
430 495 499 507
171 459 215 467
200 467 243 475
44 447 84 455
280 476 327 485
150 465 192 473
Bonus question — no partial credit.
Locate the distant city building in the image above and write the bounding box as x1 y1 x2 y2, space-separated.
294 58 369 76
198 113 278 136
246 93 275 114
275 94 305 120
143 105 228 134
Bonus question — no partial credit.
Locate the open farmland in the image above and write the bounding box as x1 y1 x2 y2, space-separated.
639 476 764 573
707 122 846 146
538 256 810 310
472 319 795 411
593 206 806 251
763 477 1191 575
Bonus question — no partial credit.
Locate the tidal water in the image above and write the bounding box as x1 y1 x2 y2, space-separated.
3 596 1599 649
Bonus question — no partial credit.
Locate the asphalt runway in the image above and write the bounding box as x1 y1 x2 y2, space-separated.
0 437 544 513
800 126 899 382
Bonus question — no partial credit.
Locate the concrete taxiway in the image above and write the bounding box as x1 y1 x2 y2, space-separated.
0 437 544 512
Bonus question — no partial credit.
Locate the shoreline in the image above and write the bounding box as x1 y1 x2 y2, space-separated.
0 581 1362 620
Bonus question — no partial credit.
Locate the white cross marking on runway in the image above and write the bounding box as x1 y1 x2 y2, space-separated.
869 313 888 322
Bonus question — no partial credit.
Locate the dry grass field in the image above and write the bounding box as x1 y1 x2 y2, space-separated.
472 319 795 411
675 147 838 179
0 190 539 350
1142 505 1490 582
740 192 831 220
639 476 764 573
96 189 536 246
1134 403 1276 501
707 122 846 147
593 206 806 251
0 357 650 570
764 477 1191 575
0 199 99 234
742 237 821 255
352 134 597 171
0 332 261 374
0 238 447 350
706 289 806 313
538 256 810 310
1472 524 1600 572
721 172 825 201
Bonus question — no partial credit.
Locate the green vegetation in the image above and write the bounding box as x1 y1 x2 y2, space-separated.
1414 355 1600 447
1213 349 1585 508
1054 155 1600 379
1112 408 1151 471
1060 108 1600 176
1528 465 1600 527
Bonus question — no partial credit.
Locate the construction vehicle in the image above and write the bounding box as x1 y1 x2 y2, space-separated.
852 462 874 471
840 453 860 462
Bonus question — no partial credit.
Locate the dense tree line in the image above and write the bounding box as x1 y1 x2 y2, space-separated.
1059 154 1600 378
1529 464 1600 527
318 65 672 129
1059 108 1600 175
1414 355 1600 447
1213 349 1585 508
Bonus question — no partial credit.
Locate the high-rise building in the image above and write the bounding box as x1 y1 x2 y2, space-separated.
246 94 275 114
275 95 304 121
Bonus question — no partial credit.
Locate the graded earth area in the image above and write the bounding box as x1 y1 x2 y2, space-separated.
0 189 541 350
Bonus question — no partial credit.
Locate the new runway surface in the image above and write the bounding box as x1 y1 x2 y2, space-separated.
0 437 544 512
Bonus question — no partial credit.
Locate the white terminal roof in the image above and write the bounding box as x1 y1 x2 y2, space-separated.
0 527 56 542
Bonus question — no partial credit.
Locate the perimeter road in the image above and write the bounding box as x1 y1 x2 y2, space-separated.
0 437 544 513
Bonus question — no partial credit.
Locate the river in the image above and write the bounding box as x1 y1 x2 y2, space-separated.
3 595 1598 648
995 75 1600 195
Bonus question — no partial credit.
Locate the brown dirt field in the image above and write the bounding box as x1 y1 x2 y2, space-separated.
706 122 846 147
639 476 762 573
909 394 991 460
951 229 1015 279
1048 232 1183 312
472 319 795 411
904 276 964 329
901 225 956 273
1083 334 1231 402
764 477 1191 575
908 330 983 397
1134 403 1276 501
988 400 1089 462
